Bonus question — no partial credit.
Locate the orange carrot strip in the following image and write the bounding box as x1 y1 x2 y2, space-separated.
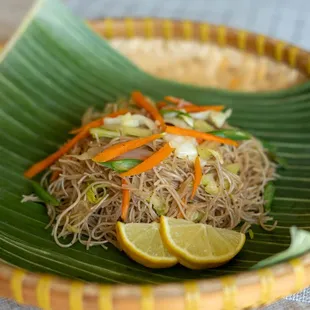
92 133 163 163
164 96 183 105
132 91 165 128
183 105 224 112
120 143 174 177
164 96 224 112
161 105 224 112
70 109 129 134
191 157 202 199
50 170 60 182
156 101 168 109
24 128 90 179
121 179 130 221
165 126 238 146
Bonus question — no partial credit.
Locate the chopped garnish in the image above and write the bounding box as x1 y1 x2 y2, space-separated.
149 195 167 216
193 119 214 132
90 127 120 138
24 128 90 178
92 133 163 163
201 174 219 195
209 109 232 128
120 143 174 177
70 109 129 134
121 179 130 221
248 229 254 239
86 186 98 203
99 159 142 172
191 157 202 199
225 163 240 174
210 129 252 141
131 91 165 128
165 126 238 146
121 127 153 137
30 181 59 206
264 182 276 212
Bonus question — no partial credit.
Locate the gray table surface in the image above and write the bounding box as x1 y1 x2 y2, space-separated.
0 0 309 309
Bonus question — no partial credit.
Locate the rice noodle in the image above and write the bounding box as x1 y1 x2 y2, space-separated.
23 103 276 248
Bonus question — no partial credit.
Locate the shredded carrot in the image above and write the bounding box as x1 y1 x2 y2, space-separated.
24 128 90 179
120 143 174 177
70 109 129 134
182 105 224 112
164 96 224 112
121 179 130 221
161 105 224 113
157 101 168 109
50 170 60 182
165 126 238 146
164 96 183 105
132 91 166 128
92 133 163 163
191 157 202 199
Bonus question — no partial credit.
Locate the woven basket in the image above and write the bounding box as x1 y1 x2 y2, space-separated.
1 18 310 310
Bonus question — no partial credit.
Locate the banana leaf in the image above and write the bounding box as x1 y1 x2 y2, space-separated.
0 0 310 284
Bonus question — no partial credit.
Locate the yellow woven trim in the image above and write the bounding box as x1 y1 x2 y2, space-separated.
288 47 298 67
221 276 237 310
258 269 274 304
144 18 154 38
256 35 265 56
237 30 247 50
184 282 200 310
141 286 154 310
125 18 135 38
69 282 84 310
163 20 173 39
200 23 209 42
36 275 52 310
217 26 227 46
275 41 285 61
104 18 113 39
99 286 112 310
11 269 25 304
183 21 193 40
290 258 305 291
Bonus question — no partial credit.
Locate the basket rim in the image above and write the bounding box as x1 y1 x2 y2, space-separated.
1 17 310 310
88 17 310 76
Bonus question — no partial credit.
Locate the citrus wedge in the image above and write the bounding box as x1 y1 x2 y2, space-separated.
116 221 178 268
160 216 246 269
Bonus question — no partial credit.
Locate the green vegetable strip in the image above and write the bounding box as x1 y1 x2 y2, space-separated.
99 159 143 172
210 129 252 140
264 182 276 212
30 181 59 206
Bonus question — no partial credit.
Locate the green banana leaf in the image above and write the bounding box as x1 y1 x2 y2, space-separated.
0 0 310 284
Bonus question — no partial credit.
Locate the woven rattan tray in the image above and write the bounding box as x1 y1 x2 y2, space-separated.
0 18 310 310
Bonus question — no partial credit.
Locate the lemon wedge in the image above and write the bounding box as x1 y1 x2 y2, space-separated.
116 221 178 268
160 216 245 269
